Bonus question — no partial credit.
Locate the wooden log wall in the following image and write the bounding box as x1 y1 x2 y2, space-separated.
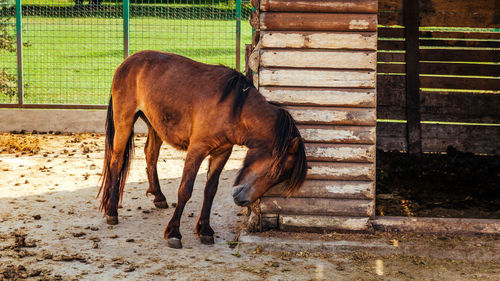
377 0 500 155
248 0 378 232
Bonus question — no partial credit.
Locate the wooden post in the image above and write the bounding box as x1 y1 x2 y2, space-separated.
123 0 129 59
236 0 242 71
244 44 253 81
15 0 23 107
404 0 422 156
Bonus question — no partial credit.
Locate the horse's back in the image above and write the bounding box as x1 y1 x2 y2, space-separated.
114 50 230 102
111 50 235 150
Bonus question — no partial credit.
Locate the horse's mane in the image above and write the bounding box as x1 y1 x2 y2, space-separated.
223 69 307 196
219 70 255 117
233 108 307 196
270 108 307 196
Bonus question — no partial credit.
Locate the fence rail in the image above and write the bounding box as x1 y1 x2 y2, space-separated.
0 0 252 108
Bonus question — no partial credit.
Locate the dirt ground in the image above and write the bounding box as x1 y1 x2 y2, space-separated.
0 133 499 280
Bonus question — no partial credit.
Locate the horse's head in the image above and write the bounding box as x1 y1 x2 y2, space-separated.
232 109 307 206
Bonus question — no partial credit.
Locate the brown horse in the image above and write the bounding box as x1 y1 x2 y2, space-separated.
98 50 307 249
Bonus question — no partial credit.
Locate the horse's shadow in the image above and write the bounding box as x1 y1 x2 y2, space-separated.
0 168 244 257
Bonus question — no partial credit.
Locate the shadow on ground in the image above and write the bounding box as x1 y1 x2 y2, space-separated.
0 169 257 280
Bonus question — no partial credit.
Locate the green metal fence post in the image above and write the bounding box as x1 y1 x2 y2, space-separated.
123 0 130 59
236 0 241 71
15 0 23 106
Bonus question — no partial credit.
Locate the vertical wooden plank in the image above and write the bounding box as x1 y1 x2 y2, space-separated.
404 0 422 156
244 44 253 81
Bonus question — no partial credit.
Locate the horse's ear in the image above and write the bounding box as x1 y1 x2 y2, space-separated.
288 137 300 154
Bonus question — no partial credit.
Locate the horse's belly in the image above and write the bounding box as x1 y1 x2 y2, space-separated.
141 93 194 151
151 115 191 151
163 131 190 151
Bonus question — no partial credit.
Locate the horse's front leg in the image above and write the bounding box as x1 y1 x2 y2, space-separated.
195 147 232 245
164 143 209 249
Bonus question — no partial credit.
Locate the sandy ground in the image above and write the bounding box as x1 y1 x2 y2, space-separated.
0 133 499 280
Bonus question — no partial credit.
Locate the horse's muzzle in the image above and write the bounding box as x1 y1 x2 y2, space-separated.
232 185 250 206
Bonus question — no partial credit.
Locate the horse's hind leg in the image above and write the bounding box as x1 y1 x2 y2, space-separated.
144 127 168 208
195 146 232 245
104 119 135 225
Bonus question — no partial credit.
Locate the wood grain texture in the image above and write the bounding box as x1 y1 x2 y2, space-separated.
280 215 371 231
418 92 500 123
253 73 259 90
377 76 404 116
298 125 376 144
379 0 403 11
377 122 500 155
307 162 375 181
287 106 376 126
420 39 500 48
260 68 376 88
419 0 500 28
378 11 403 26
378 27 405 38
380 28 500 40
249 9 259 29
377 64 405 74
377 52 405 62
260 31 377 50
252 30 260 48
379 0 500 28
247 42 260 72
260 50 376 69
260 12 377 31
378 88 500 123
378 39 405 50
420 49 500 62
420 76 500 91
404 0 423 156
376 75 406 116
379 44 500 63
378 63 500 77
260 0 378 13
260 197 375 216
264 179 375 199
372 216 500 235
419 30 500 40
304 143 375 162
380 39 500 50
260 87 376 107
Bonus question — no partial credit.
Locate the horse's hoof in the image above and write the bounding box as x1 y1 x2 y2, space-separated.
154 200 169 209
200 235 214 245
106 215 118 225
167 237 182 249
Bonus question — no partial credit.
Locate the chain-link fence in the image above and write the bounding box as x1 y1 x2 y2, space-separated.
0 0 252 107
0 0 17 102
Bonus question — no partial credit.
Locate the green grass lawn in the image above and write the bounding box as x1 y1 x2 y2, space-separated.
0 15 252 105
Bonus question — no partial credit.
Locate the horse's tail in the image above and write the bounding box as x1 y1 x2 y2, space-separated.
97 96 134 213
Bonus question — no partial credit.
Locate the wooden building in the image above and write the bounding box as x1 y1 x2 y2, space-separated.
377 0 500 155
246 0 499 233
247 0 378 232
